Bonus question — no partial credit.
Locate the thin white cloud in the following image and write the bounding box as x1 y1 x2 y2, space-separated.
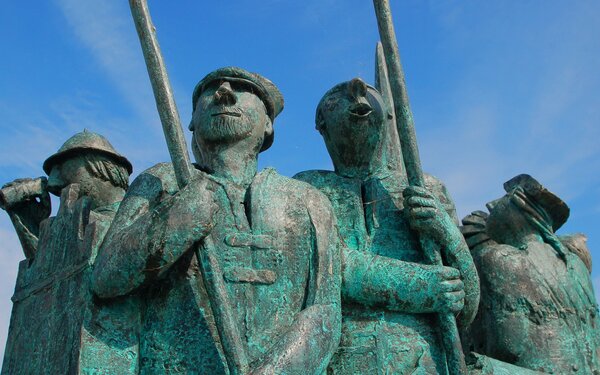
55 0 159 128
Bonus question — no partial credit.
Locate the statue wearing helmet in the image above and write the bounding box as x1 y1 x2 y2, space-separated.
1 130 138 374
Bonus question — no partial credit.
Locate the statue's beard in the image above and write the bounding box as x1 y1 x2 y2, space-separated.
197 113 253 143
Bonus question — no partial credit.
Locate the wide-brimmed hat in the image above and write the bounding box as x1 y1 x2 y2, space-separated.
503 174 569 231
43 130 133 175
191 67 283 151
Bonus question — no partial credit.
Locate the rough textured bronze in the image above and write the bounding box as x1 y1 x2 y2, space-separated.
1 131 137 374
464 174 600 374
91 68 342 375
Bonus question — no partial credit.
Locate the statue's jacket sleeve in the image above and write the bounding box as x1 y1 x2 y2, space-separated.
92 162 217 298
294 170 478 319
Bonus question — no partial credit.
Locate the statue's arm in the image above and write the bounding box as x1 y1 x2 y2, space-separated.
92 169 214 298
1 178 52 258
404 185 480 326
342 248 465 314
250 191 342 375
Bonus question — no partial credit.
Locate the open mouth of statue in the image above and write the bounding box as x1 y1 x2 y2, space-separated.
348 103 373 119
211 112 242 117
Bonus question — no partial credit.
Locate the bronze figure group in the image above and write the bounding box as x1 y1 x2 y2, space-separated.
1 1 598 374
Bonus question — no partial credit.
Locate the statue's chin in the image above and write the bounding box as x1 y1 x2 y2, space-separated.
197 116 254 144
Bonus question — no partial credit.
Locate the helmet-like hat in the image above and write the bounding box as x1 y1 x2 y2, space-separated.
43 130 133 175
190 67 284 151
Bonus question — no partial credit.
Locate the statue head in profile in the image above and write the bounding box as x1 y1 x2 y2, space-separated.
43 130 132 209
188 67 284 164
485 174 569 250
315 78 393 178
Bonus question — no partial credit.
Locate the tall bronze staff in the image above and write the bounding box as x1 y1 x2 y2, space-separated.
372 1 468 374
128 1 249 374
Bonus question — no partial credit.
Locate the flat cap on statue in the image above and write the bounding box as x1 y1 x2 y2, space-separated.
43 130 133 175
504 174 570 231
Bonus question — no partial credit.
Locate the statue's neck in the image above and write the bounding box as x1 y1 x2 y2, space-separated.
499 222 544 249
330 121 407 183
199 144 258 188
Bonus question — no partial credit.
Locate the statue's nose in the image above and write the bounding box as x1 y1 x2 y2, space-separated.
46 167 65 196
214 81 236 105
348 78 368 101
486 198 501 212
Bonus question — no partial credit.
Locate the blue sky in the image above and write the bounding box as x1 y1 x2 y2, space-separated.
0 0 599 362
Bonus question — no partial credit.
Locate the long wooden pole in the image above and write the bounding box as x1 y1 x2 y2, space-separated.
128 1 249 373
128 0 192 188
372 1 467 374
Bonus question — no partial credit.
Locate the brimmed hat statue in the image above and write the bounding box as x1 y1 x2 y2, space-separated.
43 130 133 175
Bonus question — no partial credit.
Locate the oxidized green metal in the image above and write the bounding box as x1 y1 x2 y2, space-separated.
1 1 599 374
91 68 342 374
1 131 137 374
464 175 600 374
295 77 479 374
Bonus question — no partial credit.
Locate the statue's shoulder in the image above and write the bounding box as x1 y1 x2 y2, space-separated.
294 169 339 185
127 162 178 196
128 162 209 198
474 243 525 282
259 169 333 209
293 169 360 194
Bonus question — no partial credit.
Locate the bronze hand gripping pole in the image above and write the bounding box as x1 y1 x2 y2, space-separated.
373 1 468 373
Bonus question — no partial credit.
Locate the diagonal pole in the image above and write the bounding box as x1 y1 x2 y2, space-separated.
372 1 468 374
128 1 249 373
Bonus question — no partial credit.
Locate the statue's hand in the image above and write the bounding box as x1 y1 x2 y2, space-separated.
403 186 458 244
160 176 216 243
423 265 465 313
1 177 51 222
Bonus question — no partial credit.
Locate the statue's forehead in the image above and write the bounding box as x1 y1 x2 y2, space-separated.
200 77 259 93
324 82 379 97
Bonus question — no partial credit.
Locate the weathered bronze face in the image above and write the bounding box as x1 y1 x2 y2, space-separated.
485 192 531 246
191 80 272 153
47 157 94 196
316 78 390 175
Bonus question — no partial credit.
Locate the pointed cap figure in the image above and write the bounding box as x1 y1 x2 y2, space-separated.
43 130 133 175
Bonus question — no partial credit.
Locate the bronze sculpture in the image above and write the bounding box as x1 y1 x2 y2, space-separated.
295 77 478 374
1 131 137 374
466 174 600 374
91 67 342 374
0 1 598 374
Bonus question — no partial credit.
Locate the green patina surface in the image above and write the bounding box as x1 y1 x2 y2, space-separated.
463 175 600 374
294 78 479 374
1 65 599 375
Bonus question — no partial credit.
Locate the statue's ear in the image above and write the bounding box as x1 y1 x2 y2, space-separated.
264 118 273 137
315 110 326 134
